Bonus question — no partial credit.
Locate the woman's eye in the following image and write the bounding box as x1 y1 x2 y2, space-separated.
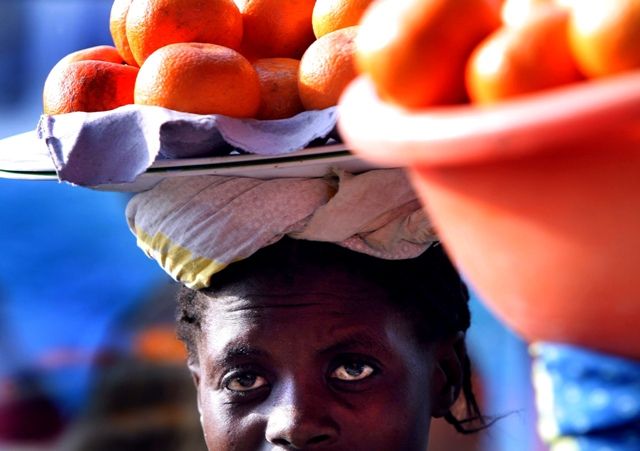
224 372 268 392
330 361 376 381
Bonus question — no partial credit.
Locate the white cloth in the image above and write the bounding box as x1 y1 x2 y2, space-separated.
37 104 338 186
126 169 437 289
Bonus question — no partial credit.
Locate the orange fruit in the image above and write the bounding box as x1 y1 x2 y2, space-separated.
109 0 138 67
312 0 374 38
134 42 260 118
500 0 554 27
466 5 582 103
253 58 305 120
43 46 137 114
356 0 501 108
43 60 139 115
500 0 574 26
298 26 359 111
234 0 316 59
49 45 125 74
568 0 640 78
126 0 243 66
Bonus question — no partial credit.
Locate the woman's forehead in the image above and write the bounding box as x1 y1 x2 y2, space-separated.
198 286 422 370
205 276 389 318
199 268 399 342
211 262 389 307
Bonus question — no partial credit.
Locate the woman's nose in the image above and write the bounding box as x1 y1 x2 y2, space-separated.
265 387 339 448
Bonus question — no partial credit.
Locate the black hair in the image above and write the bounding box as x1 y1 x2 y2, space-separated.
176 237 489 434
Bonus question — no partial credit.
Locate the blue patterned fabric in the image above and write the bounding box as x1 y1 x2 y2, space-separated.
531 342 640 451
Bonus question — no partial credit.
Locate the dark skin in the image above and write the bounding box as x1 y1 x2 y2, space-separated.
189 267 464 451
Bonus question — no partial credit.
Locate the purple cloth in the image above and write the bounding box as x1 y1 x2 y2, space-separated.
37 104 338 187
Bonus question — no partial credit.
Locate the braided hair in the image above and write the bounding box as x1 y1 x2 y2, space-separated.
177 237 489 434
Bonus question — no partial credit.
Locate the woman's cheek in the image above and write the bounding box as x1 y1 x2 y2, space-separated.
199 391 266 451
199 390 234 448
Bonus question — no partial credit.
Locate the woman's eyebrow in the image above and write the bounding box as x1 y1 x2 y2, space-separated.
214 344 269 367
318 332 391 357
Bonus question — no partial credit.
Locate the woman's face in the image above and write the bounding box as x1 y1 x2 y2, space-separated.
190 268 454 451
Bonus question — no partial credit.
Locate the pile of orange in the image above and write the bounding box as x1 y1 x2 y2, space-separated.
356 0 640 108
42 0 375 119
47 0 639 117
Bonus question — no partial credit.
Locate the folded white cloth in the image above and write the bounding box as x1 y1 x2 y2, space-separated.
126 169 437 289
37 104 338 187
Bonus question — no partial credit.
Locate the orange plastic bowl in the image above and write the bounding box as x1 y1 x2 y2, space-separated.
339 73 640 360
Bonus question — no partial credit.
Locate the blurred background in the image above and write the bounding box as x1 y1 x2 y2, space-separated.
0 1 544 450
